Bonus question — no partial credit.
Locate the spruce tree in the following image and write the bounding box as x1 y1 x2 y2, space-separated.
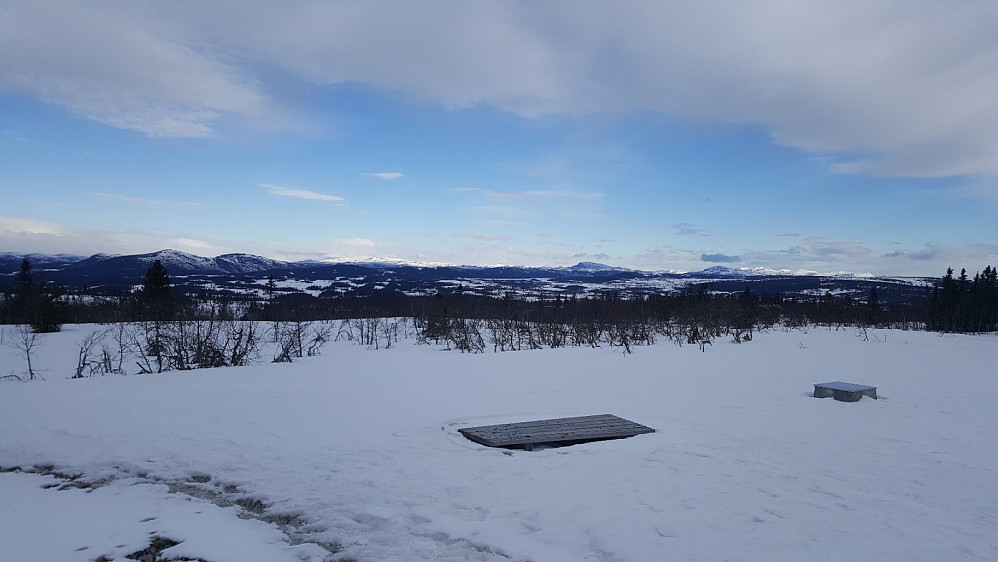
866 287 880 326
11 257 66 332
142 260 171 299
11 258 34 324
141 259 173 320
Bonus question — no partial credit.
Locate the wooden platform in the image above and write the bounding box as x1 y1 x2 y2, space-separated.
458 414 655 450
814 381 878 402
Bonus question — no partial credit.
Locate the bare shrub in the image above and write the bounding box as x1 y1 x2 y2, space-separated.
73 328 109 378
6 325 43 380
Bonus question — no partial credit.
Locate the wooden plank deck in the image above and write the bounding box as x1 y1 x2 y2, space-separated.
458 414 655 450
814 381 878 401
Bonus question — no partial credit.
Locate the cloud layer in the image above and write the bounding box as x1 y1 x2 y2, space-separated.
3 1 998 176
262 184 344 202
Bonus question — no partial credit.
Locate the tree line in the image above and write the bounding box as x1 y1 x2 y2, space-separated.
3 258 997 382
925 267 998 333
2 259 997 343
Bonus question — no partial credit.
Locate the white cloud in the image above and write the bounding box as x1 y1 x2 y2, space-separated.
4 2 998 175
92 192 203 207
784 238 874 261
0 216 234 257
227 1 998 177
167 237 212 250
468 205 528 219
267 238 378 262
674 223 706 237
363 172 404 180
331 238 375 248
449 232 509 243
954 177 998 204
484 191 525 201
0 1 266 138
484 189 603 200
0 216 67 237
629 236 998 276
262 183 344 202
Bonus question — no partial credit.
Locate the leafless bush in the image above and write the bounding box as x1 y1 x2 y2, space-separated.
273 320 325 362
306 323 333 356
447 318 486 353
6 325 43 380
132 321 164 374
224 321 261 366
100 322 134 374
73 328 109 378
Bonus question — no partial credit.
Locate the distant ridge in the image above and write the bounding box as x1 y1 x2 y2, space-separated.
0 249 881 279
0 249 934 305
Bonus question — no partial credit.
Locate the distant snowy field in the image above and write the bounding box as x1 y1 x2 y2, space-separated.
1 325 996 561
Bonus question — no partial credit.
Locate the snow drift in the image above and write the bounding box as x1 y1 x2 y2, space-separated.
1 325 996 561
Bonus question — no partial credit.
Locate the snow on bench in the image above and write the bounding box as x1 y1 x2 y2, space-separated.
458 414 655 450
813 381 878 402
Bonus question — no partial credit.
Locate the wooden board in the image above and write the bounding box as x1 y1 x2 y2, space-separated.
458 414 655 450
814 381 878 401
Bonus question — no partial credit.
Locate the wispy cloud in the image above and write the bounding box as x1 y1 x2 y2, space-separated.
953 177 998 204
484 189 603 200
93 192 202 207
362 172 404 180
572 252 612 262
881 243 998 265
785 238 873 261
330 238 375 248
701 253 740 264
262 183 344 202
447 232 509 243
468 205 528 219
167 237 213 250
0 216 235 257
674 223 706 237
0 216 66 236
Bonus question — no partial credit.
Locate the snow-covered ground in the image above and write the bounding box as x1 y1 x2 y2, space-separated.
1 325 996 561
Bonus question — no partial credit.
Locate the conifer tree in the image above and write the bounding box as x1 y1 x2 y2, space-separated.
141 259 174 320
142 260 171 299
10 258 34 324
866 287 880 326
11 258 67 332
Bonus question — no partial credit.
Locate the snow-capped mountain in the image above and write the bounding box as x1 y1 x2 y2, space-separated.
54 250 290 277
0 252 88 271
0 249 935 304
693 265 834 277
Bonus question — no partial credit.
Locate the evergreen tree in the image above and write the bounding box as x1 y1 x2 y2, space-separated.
939 268 958 331
16 258 33 288
10 258 34 324
141 259 174 319
866 287 880 326
10 257 67 332
142 260 171 300
929 265 998 333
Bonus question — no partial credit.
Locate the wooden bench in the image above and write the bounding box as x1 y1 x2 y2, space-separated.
458 414 655 450
813 381 878 402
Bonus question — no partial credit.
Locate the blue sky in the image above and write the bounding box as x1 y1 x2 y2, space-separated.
2 1 997 276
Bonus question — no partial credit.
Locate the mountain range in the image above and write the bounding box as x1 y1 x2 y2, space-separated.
0 249 935 304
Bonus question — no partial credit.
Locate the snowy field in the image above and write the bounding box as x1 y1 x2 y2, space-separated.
1 325 996 561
